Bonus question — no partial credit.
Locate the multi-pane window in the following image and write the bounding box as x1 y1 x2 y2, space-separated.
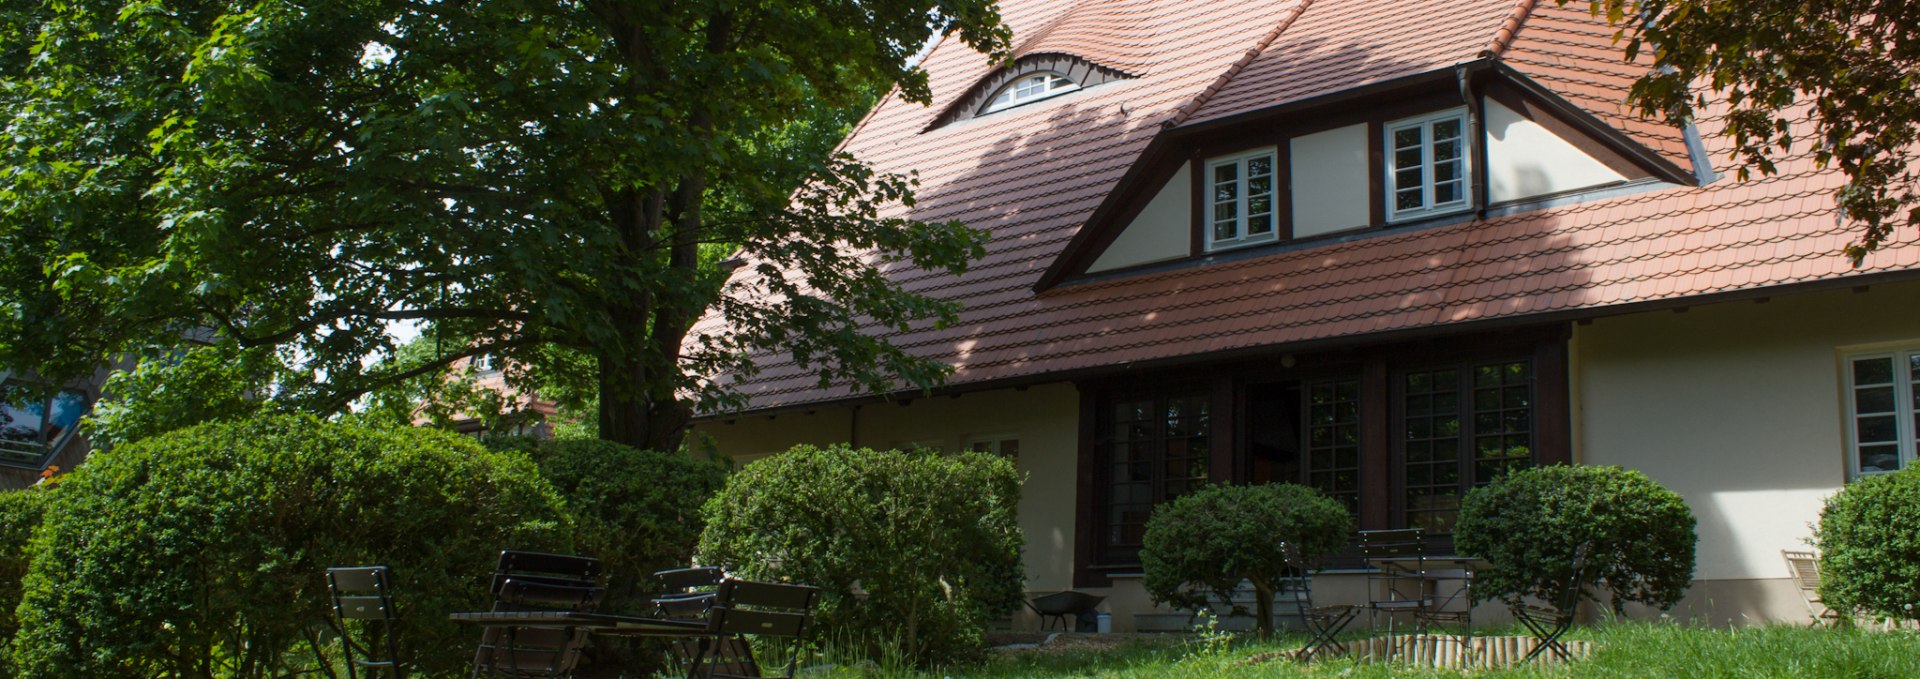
1306 378 1362 514
1206 150 1278 251
1386 109 1472 221
1399 360 1533 532
982 72 1080 114
1846 351 1920 476
966 435 1021 462
0 382 88 467
1098 392 1210 562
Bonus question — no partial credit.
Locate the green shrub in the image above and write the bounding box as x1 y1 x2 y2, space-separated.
523 438 729 672
697 445 1023 667
10 414 570 678
1455 464 1697 613
1140 483 1351 638
1817 466 1920 622
0 484 52 668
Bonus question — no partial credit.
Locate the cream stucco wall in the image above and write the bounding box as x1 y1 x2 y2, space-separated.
1289 123 1371 238
1089 165 1191 273
1575 280 1920 582
691 384 1083 592
1485 100 1626 203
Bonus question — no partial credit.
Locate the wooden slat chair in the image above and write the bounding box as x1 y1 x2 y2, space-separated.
1513 543 1590 664
326 566 406 679
492 550 603 594
1782 550 1845 627
681 579 821 679
471 579 604 678
1279 543 1359 662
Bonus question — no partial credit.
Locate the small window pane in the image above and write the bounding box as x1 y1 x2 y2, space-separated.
1396 189 1422 210
1214 164 1238 184
1246 214 1272 234
1857 386 1896 414
1858 415 1898 443
1435 181 1461 204
1247 156 1272 176
1394 127 1422 148
1394 148 1423 170
1432 119 1461 139
1854 357 1894 385
1861 444 1901 473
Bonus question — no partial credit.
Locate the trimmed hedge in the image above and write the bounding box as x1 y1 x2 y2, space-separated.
697 445 1024 667
9 414 571 678
1141 483 1351 637
0 484 51 672
1817 466 1920 622
1455 464 1697 613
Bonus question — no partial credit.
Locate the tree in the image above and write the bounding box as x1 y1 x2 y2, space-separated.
1139 483 1351 639
0 1 1010 450
1582 0 1920 264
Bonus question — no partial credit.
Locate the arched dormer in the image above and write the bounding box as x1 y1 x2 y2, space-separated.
929 53 1133 129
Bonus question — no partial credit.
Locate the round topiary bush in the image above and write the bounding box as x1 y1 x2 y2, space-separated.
1455 464 1696 613
697 445 1023 667
1140 483 1351 638
9 414 571 678
1816 466 1920 623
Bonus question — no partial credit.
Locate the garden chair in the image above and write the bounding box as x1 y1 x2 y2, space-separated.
491 550 603 594
1782 550 1845 627
1280 543 1359 662
653 566 726 620
1513 543 1590 664
471 578 605 678
679 579 821 679
1359 528 1429 636
326 566 406 679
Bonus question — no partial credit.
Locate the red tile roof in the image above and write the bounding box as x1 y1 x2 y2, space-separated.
696 1 1920 413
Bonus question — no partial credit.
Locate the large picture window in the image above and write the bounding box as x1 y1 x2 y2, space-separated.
1845 350 1920 477
1096 391 1210 563
1397 360 1533 532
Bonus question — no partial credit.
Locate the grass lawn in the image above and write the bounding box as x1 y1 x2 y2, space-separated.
803 624 1920 678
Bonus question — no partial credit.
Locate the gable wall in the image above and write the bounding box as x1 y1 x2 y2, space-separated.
1484 100 1627 203
1089 165 1191 272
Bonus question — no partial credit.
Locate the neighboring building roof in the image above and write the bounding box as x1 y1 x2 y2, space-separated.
697 1 1920 414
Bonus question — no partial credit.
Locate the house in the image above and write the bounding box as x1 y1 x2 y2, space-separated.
690 0 1920 630
0 371 98 489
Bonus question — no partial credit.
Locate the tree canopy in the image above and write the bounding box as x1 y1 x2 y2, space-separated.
1587 0 1920 264
0 0 1010 449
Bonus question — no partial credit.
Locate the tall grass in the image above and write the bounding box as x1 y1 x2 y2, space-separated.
793 623 1920 678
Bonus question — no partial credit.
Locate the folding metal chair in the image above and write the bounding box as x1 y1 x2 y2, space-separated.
472 551 604 678
1513 543 1590 664
682 579 821 679
1358 528 1429 636
326 566 406 679
1280 543 1359 662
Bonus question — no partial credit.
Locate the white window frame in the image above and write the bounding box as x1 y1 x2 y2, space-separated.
1384 108 1474 222
1203 147 1280 252
1844 349 1920 479
981 72 1080 114
964 433 1020 461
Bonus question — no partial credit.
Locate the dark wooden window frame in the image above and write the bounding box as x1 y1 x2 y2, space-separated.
1073 328 1569 586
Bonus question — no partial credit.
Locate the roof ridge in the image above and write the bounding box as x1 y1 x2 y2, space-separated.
1162 0 1313 129
1481 0 1539 58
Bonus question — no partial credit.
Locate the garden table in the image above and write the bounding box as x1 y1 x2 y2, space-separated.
452 611 716 678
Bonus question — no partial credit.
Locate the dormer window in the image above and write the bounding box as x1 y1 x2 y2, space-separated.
1205 149 1278 251
982 72 1079 114
0 381 88 467
1386 108 1473 222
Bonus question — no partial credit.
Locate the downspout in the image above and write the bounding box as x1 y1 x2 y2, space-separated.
1457 64 1489 219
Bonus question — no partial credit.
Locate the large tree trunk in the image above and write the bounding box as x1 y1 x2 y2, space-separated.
598 348 649 448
